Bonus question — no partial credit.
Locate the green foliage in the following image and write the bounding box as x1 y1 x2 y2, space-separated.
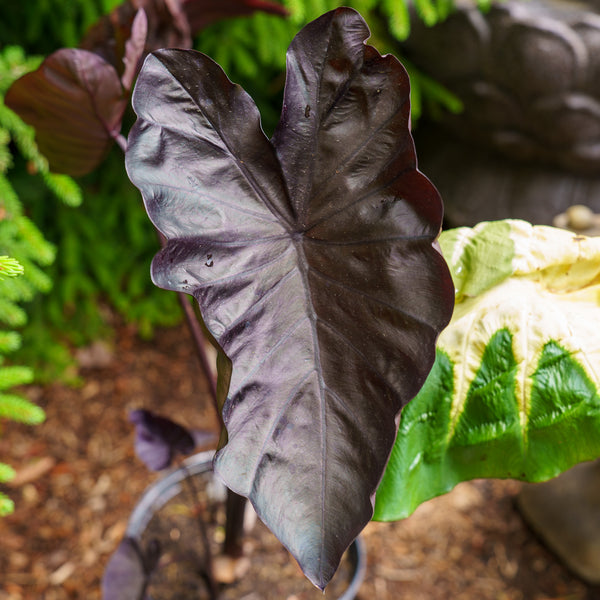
0 43 158 378
0 461 16 516
0 0 123 54
0 462 16 483
0 43 71 517
375 333 600 520
374 220 600 520
0 47 65 355
0 256 46 517
10 148 181 381
0 392 44 424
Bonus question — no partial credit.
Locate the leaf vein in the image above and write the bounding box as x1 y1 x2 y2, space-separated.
220 267 298 338
246 368 317 496
183 243 293 291
307 263 437 331
227 314 310 399
152 55 294 229
150 182 281 222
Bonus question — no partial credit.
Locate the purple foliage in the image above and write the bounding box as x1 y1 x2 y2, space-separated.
101 537 160 600
129 409 196 471
125 7 454 588
5 0 287 176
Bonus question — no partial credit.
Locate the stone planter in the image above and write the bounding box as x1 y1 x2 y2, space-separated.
403 0 600 225
126 451 367 599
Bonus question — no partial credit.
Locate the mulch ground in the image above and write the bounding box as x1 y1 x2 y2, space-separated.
0 322 597 599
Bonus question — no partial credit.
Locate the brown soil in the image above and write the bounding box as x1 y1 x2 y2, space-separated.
0 322 598 600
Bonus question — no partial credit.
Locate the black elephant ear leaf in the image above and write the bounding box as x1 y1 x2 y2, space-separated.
125 7 454 589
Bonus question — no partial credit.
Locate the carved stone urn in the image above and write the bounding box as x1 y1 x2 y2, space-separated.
403 0 600 226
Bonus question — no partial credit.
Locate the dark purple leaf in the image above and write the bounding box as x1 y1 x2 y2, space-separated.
122 9 149 91
125 7 454 588
5 49 126 176
129 409 196 471
80 0 189 73
182 0 288 31
80 0 287 76
102 537 158 600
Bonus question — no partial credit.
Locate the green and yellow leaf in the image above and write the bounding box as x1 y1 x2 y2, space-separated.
375 220 600 520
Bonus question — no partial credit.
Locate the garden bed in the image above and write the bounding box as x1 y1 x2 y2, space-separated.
0 321 595 599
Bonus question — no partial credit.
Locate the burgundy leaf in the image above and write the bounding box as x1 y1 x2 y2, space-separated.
122 9 149 91
80 0 191 73
182 0 288 31
129 409 196 471
125 8 454 589
5 49 126 176
80 0 286 76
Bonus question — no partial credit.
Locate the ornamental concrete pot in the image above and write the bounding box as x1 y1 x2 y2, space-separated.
403 0 600 226
126 451 367 599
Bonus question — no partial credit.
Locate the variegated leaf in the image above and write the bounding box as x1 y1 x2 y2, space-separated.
375 220 600 520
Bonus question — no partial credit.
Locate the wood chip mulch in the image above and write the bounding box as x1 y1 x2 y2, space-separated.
0 323 596 599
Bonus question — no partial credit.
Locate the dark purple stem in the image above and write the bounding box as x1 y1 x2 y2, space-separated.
224 491 247 558
177 293 219 417
154 232 246 560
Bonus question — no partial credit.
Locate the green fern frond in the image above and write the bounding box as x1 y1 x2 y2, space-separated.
0 172 22 217
348 0 379 14
0 298 27 328
0 256 23 278
0 104 47 175
435 0 454 20
41 172 83 208
0 492 14 517
0 393 45 425
0 272 38 303
14 217 55 268
0 331 22 354
286 0 307 22
414 0 439 26
0 365 34 390
14 261 52 296
0 462 16 483
380 0 411 40
0 128 11 173
0 46 42 94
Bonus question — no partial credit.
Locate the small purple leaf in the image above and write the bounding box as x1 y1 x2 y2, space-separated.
129 409 196 471
102 537 156 600
80 0 185 72
164 0 192 47
5 49 126 176
122 9 149 91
